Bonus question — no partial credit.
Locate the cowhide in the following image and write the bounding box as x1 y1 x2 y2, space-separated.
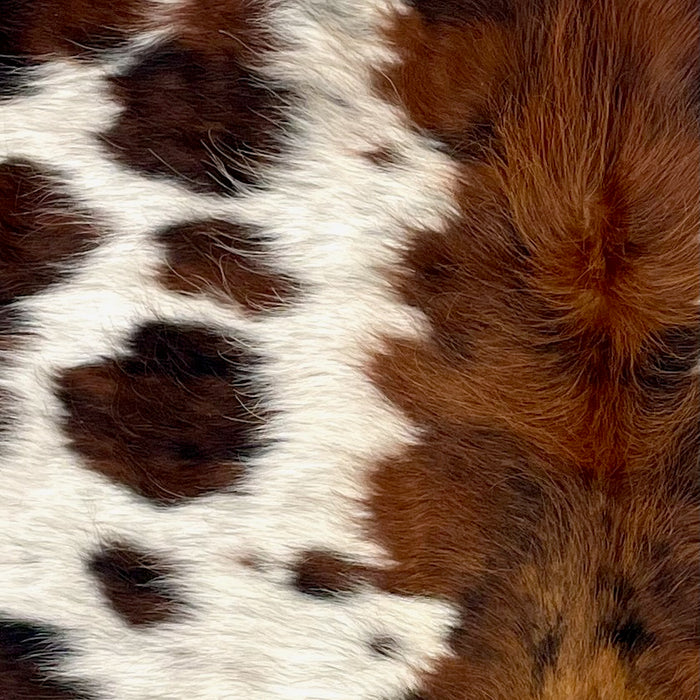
0 0 697 698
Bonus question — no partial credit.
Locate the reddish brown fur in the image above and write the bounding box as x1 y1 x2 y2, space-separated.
0 160 99 304
371 0 699 697
175 0 271 58
56 323 264 504
158 219 295 313
89 543 182 626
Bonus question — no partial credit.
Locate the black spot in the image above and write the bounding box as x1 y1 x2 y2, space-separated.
0 0 29 96
596 572 656 660
0 616 92 698
89 542 183 626
127 323 234 379
608 618 656 660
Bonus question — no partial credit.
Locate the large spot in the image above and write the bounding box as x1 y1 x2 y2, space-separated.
89 542 183 626
56 322 265 504
158 219 295 313
0 160 99 304
103 41 289 193
0 616 92 699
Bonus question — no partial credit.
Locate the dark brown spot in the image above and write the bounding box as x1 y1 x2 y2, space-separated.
292 551 369 598
89 543 182 626
158 219 295 313
0 0 142 59
532 627 562 686
434 118 502 162
0 160 99 304
56 322 264 504
0 616 92 698
369 634 400 658
637 324 700 402
104 42 289 193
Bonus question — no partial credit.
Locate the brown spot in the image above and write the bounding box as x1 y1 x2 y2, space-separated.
89 543 182 626
158 219 295 312
0 0 143 59
363 146 401 167
532 627 563 687
369 2 699 696
56 322 265 504
104 37 289 193
238 553 266 572
369 634 400 658
0 617 92 698
292 551 370 598
0 160 99 304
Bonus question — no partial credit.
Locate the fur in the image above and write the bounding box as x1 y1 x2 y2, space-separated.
0 0 696 698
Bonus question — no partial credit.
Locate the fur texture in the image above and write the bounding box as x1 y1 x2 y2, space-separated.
0 0 696 698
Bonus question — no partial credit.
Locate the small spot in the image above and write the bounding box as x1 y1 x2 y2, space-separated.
238 553 267 572
532 628 562 686
56 322 265 504
89 543 182 626
0 616 92 698
449 581 497 661
369 634 400 658
605 618 656 661
0 160 99 304
292 550 369 598
104 42 290 193
363 146 401 168
596 571 656 661
158 219 295 313
637 324 700 399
